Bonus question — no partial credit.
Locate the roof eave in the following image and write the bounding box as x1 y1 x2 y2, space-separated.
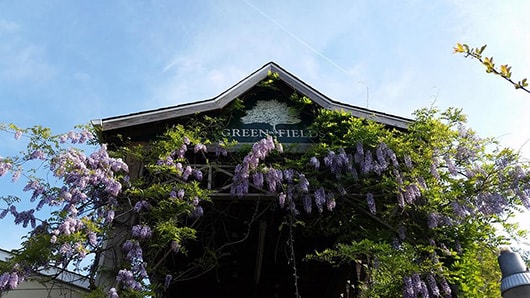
92 62 411 132
93 62 276 132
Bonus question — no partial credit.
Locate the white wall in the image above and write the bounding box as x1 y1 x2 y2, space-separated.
2 276 88 298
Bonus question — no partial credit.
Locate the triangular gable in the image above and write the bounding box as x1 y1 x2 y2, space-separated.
92 62 411 144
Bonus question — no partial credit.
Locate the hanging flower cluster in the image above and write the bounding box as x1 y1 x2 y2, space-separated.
0 126 129 293
0 104 528 298
231 139 405 216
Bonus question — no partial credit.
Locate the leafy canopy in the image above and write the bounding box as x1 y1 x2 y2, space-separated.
0 90 528 297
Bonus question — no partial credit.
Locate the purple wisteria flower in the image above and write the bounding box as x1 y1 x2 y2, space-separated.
404 183 421 204
59 243 74 258
8 272 19 290
0 271 23 291
0 160 12 177
157 156 173 166
283 169 294 183
231 136 284 198
58 216 83 235
362 151 374 174
430 162 441 181
170 240 180 253
477 192 507 215
404 155 413 169
412 273 429 297
326 193 336 211
194 143 207 153
388 147 399 168
14 130 22 140
314 188 326 213
450 201 470 218
8 170 23 186
176 162 183 172
109 287 119 298
278 192 286 208
0 209 8 219
116 269 142 290
192 169 203 181
426 273 440 297
375 143 388 169
133 200 151 212
88 232 97 246
182 166 192 181
29 149 46 160
176 144 187 159
403 275 415 298
324 149 351 177
297 174 309 193
164 274 172 288
354 142 364 164
324 150 335 168
444 155 458 176
309 156 320 169
215 141 228 157
439 276 452 296
266 168 283 193
11 207 36 228
177 189 185 199
105 210 115 224
61 130 94 144
366 193 376 214
190 206 204 218
252 172 264 188
123 240 143 261
302 195 312 214
251 136 276 163
131 225 152 240
427 212 440 229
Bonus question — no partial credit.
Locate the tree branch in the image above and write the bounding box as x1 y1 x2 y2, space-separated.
454 43 530 94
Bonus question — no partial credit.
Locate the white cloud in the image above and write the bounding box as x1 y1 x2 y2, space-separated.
0 42 56 83
0 19 19 33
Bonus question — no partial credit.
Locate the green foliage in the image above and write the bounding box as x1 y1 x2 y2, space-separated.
154 222 196 249
290 92 313 105
258 70 281 88
449 244 501 297
2 77 529 297
300 105 523 296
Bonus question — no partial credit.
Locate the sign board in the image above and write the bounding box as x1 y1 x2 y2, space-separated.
222 97 322 144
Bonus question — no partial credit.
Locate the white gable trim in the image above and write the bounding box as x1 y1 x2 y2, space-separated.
92 62 410 132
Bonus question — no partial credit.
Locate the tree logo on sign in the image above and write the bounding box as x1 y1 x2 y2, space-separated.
240 100 301 131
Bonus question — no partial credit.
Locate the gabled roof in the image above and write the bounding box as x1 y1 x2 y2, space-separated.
91 62 411 135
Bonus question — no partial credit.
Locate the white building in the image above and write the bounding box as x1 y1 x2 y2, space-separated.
0 249 89 298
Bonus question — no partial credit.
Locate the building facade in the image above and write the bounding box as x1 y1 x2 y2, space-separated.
91 62 411 297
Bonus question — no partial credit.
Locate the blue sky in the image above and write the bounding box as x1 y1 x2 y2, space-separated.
1 1 530 249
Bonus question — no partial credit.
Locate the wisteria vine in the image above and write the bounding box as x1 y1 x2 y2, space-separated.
0 105 529 297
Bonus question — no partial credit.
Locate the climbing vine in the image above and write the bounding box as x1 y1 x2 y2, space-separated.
0 76 529 297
